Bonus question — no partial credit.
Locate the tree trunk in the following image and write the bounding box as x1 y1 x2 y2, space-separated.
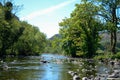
112 30 117 54
111 7 117 54
111 32 113 53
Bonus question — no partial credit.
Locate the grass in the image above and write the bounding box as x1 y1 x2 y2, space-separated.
94 51 120 59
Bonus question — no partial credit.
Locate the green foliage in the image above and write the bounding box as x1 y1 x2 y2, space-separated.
11 21 47 56
1 0 120 59
94 52 120 59
58 0 120 58
59 1 102 58
115 52 120 59
0 1 47 57
111 52 120 59
97 0 120 54
45 34 62 54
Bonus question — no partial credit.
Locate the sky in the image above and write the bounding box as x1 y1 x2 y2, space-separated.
14 0 80 38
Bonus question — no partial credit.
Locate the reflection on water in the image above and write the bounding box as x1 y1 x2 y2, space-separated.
0 53 119 80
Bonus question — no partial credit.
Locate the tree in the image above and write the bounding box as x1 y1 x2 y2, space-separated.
97 0 120 54
14 21 47 56
59 0 102 58
4 1 13 20
0 1 47 57
45 34 62 54
0 1 24 57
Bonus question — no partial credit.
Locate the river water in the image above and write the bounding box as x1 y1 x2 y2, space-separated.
0 53 119 80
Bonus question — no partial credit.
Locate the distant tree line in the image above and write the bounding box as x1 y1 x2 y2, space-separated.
0 0 47 58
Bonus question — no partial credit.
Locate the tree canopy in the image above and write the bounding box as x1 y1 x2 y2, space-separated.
0 1 47 58
59 0 120 58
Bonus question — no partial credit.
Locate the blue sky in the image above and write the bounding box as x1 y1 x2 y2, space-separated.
15 0 80 38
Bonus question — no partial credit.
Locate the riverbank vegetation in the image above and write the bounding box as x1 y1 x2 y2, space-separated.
0 0 120 59
0 1 47 58
59 0 120 59
46 0 120 59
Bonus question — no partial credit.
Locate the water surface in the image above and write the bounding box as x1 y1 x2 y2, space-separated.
0 53 117 80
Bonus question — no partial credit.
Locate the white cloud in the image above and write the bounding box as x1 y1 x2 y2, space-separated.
40 25 59 38
21 0 75 20
29 18 60 38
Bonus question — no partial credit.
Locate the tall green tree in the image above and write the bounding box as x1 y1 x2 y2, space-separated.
0 1 24 57
0 19 24 56
97 0 120 54
59 0 102 58
59 18 82 57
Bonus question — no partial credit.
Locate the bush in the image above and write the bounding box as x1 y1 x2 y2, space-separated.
112 52 120 59
94 55 107 59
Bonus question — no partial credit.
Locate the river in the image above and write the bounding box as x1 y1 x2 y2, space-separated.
0 53 119 80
